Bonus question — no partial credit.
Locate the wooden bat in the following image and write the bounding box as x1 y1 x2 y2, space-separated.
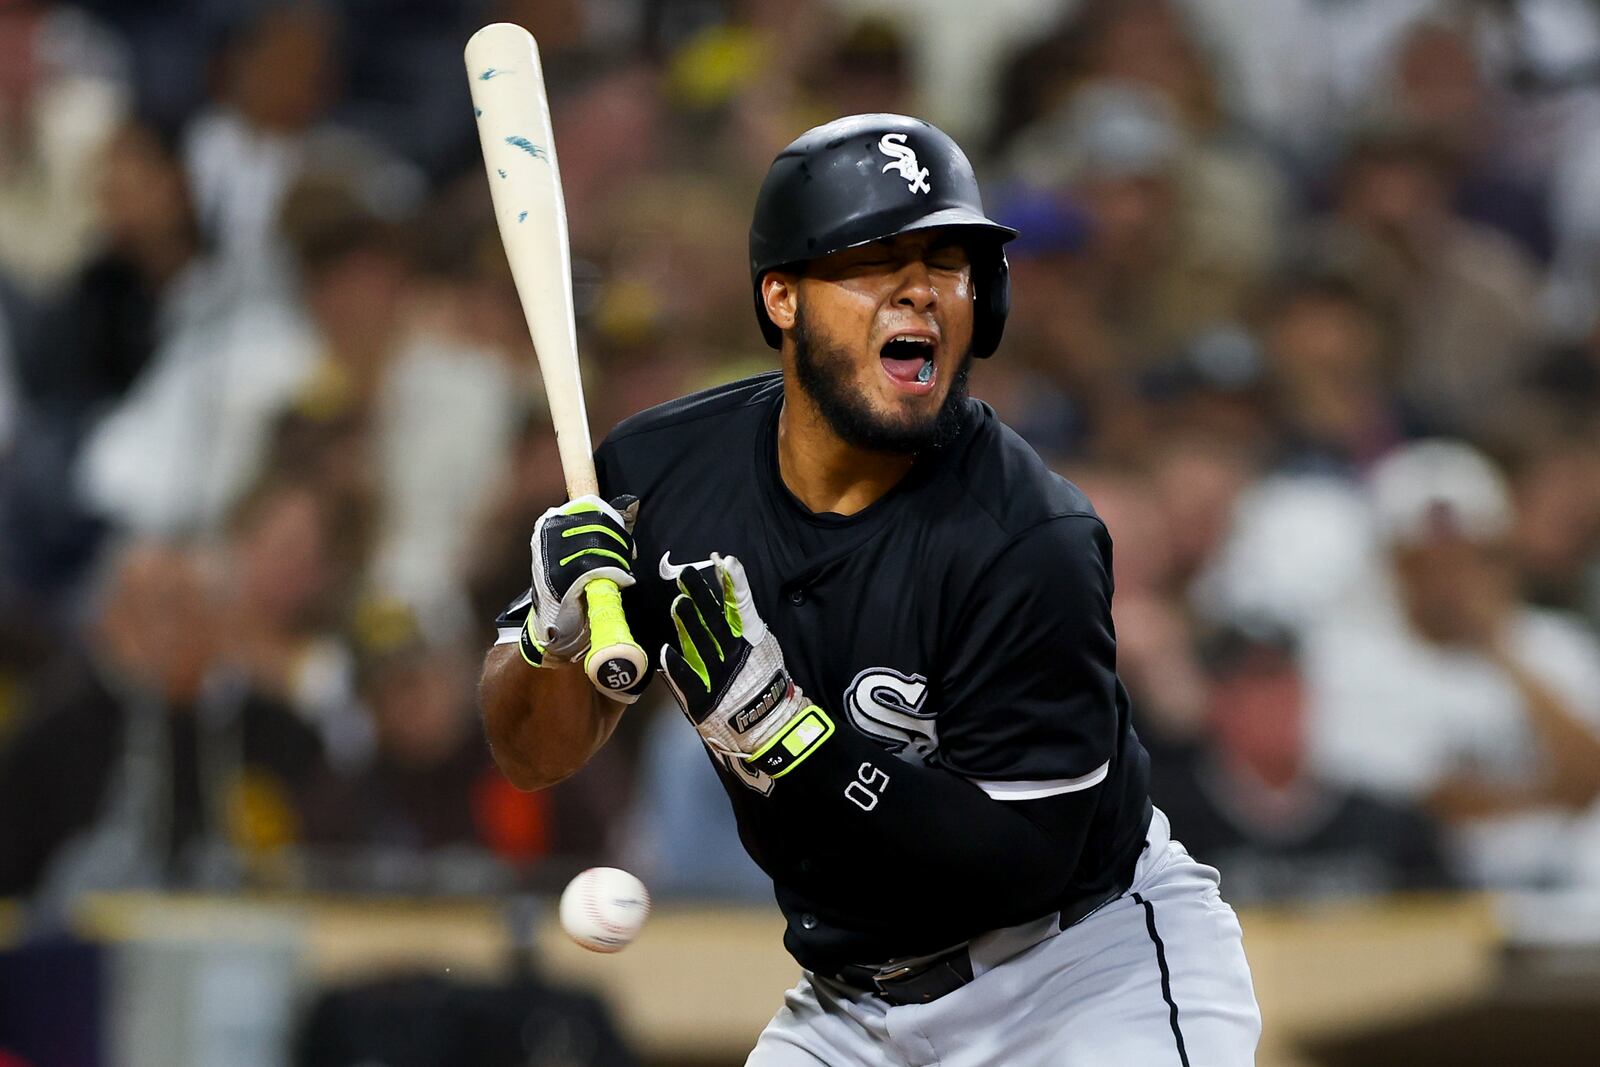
465 23 647 696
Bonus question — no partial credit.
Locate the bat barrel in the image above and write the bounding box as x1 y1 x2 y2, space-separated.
466 23 597 488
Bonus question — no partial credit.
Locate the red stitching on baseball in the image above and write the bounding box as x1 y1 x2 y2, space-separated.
576 871 649 944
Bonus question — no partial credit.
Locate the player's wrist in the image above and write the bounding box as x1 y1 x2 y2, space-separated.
519 613 571 668
744 702 835 779
521 603 606 665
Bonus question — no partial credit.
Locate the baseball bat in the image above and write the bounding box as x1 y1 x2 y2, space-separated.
465 23 647 696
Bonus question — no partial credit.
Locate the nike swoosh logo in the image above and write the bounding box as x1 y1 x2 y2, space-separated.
657 552 715 581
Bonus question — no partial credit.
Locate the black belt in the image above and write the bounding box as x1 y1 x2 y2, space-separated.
832 880 1126 1006
835 946 975 1006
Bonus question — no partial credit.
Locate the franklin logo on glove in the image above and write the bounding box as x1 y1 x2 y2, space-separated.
733 672 791 734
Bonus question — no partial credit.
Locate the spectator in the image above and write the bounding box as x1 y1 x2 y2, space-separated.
0 541 325 904
1192 470 1379 633
1153 618 1453 904
276 177 413 418
1256 270 1408 474
1068 465 1208 748
1135 326 1276 463
305 599 623 888
219 470 364 762
997 0 1285 346
0 0 128 293
1504 436 1600 627
3 116 209 597
75 175 407 536
804 16 915 122
1523 306 1600 432
1181 0 1435 166
301 601 534 892
1375 17 1553 263
992 192 1130 458
1304 440 1600 887
1147 429 1259 588
181 1 422 288
1003 81 1271 377
367 185 529 619
463 409 568 641
1307 126 1544 439
17 117 200 428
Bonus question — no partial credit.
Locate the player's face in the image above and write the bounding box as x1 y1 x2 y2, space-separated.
787 230 978 453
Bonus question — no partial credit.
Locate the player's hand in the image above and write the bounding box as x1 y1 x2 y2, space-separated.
524 494 638 668
659 554 834 779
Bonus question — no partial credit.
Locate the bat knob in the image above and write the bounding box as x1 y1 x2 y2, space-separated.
588 650 646 692
582 579 648 696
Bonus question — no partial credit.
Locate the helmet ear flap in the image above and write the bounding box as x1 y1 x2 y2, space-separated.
972 248 1010 359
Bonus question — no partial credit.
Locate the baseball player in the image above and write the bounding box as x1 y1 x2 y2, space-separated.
481 114 1260 1065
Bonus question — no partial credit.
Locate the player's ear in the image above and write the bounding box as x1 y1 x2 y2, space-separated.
762 271 800 333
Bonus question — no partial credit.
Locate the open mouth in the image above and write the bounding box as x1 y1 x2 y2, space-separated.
879 334 937 392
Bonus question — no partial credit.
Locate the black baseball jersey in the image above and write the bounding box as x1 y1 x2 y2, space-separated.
498 372 1151 969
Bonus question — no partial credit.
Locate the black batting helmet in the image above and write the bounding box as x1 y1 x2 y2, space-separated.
749 114 1018 358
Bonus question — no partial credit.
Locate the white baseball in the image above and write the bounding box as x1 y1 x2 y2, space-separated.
559 867 652 953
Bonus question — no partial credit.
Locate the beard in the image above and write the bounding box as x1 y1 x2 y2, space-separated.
791 302 973 455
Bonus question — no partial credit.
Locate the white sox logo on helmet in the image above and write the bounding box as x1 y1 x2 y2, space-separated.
878 133 931 194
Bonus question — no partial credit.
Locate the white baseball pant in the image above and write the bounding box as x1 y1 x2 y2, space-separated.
747 807 1261 1066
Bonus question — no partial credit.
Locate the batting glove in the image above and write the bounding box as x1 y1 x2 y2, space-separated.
659 553 834 780
523 494 638 669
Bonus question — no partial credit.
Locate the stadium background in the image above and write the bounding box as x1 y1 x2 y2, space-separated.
2 0 1600 1064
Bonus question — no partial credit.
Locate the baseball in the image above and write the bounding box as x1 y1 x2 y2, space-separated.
559 866 652 953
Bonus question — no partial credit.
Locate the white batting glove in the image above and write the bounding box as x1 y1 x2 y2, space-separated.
659 553 835 780
523 494 638 666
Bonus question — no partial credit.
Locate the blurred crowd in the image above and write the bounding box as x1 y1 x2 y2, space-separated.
3 0 1600 916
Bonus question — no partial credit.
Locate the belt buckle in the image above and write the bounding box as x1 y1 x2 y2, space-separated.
871 962 918 988
865 947 972 1005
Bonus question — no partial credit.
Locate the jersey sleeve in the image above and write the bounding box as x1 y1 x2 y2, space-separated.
932 514 1122 797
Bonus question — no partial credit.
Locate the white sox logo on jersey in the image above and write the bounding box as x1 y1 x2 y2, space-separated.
878 134 931 194
844 667 937 763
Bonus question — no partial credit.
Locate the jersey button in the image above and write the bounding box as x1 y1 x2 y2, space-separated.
799 913 818 930
788 589 806 605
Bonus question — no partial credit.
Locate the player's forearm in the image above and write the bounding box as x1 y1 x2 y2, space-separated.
766 722 1094 930
1425 774 1554 822
1496 652 1600 806
478 643 623 790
